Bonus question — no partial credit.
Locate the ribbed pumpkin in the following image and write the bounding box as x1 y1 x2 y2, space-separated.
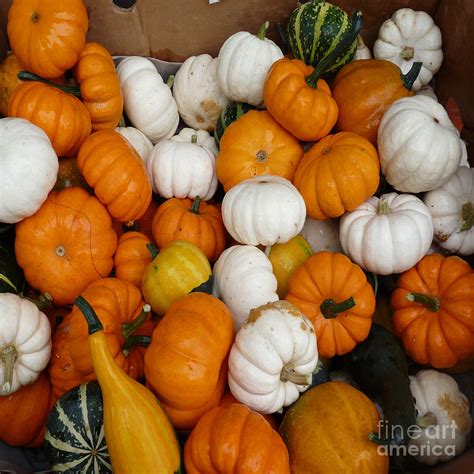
8 81 92 157
286 251 376 358
216 110 303 192
144 292 234 431
74 42 124 131
332 59 421 144
15 187 117 306
49 277 153 397
151 196 225 262
77 130 152 222
7 0 88 79
293 132 380 219
114 232 151 288
391 254 474 369
184 403 290 473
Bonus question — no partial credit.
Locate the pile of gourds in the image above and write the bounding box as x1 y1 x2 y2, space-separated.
0 0 472 473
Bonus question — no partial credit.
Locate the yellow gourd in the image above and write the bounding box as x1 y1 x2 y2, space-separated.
74 296 182 474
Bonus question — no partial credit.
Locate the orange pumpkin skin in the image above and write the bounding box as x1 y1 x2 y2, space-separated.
332 59 415 144
114 231 151 288
74 42 124 131
78 130 152 222
391 254 474 368
8 81 92 157
15 187 117 306
184 403 290 474
145 292 234 431
49 277 153 397
286 252 376 358
151 197 226 261
216 110 304 192
263 58 338 142
293 132 380 220
0 372 56 447
7 0 88 79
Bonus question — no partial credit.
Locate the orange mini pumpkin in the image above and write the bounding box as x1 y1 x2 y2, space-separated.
286 252 376 358
293 132 380 220
74 42 124 131
145 292 234 431
8 81 92 157
184 403 290 474
391 254 474 368
216 110 304 191
78 130 152 222
151 196 226 261
15 187 117 305
7 0 88 79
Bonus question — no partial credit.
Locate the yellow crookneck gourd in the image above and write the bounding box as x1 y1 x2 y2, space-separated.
75 296 182 474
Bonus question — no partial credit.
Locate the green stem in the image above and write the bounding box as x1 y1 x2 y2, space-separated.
24 292 54 311
369 432 391 446
147 242 159 259
74 296 104 335
1 346 17 394
191 134 198 144
121 304 151 340
461 202 473 231
401 62 423 90
377 197 391 215
166 75 175 88
280 365 312 385
417 412 437 428
190 196 201 214
320 296 355 318
122 335 152 357
18 71 81 97
306 10 362 88
257 21 270 40
400 46 414 60
406 292 440 312
0 273 18 293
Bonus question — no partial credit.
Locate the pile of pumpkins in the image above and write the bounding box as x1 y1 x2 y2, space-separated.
0 0 473 472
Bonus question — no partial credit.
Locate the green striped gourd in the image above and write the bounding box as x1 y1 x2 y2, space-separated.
45 381 111 473
214 101 255 149
286 0 358 77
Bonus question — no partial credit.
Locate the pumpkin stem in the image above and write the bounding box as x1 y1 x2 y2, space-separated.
166 75 175 88
122 335 152 357
25 292 54 311
320 296 356 318
191 134 198 144
305 10 362 88
280 365 312 385
401 62 423 91
257 21 270 40
74 296 104 335
17 71 82 97
147 242 159 259
400 46 415 60
461 202 473 231
368 432 391 446
118 115 127 128
1 345 17 394
190 196 201 214
122 304 151 340
417 412 437 428
406 292 440 312
377 197 391 215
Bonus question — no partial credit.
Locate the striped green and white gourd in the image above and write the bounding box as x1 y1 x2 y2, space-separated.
45 381 112 473
286 0 357 77
214 101 255 149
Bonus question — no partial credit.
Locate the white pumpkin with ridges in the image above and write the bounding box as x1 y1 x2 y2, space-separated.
115 126 153 161
354 35 372 60
300 216 343 253
171 127 218 156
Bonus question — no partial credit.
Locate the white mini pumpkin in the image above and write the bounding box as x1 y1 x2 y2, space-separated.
340 192 434 275
416 85 437 101
228 300 318 414
217 21 283 106
354 35 372 60
374 8 443 91
0 118 58 224
409 370 472 465
115 126 153 161
213 245 278 329
171 127 218 155
0 293 52 395
300 216 343 253
424 167 473 255
173 54 228 131
116 57 179 143
378 95 463 193
222 175 306 246
460 140 469 168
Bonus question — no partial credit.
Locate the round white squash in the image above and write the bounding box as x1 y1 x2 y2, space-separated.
460 140 469 168
373 8 443 91
300 216 343 253
0 118 58 224
354 35 372 60
171 127 218 156
378 95 463 193
173 54 228 131
409 370 472 465
116 57 179 143
217 21 283 106
228 300 318 414
424 166 473 255
222 175 306 246
0 293 52 395
115 126 153 161
340 192 434 275
213 245 278 330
